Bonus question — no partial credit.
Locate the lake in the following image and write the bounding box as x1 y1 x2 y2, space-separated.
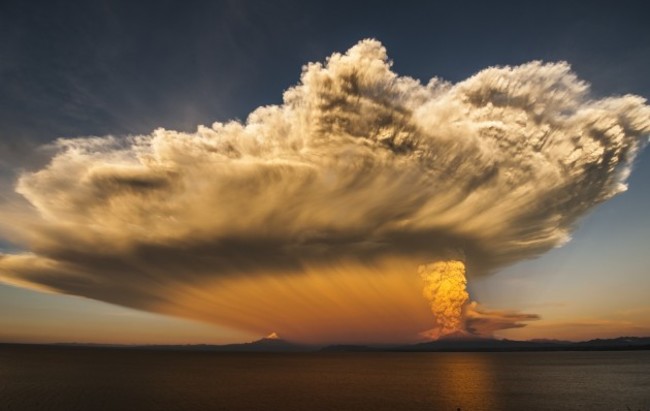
1 345 648 410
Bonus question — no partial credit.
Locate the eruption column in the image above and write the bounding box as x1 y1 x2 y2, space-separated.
418 260 469 337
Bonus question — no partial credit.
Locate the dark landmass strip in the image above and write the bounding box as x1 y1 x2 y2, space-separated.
397 336 650 352
2 336 650 353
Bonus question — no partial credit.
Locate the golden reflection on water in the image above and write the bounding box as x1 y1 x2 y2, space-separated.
431 354 500 411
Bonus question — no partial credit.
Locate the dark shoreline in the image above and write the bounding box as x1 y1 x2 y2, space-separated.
2 335 650 353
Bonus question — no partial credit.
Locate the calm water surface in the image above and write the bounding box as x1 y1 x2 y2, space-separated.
1 346 648 411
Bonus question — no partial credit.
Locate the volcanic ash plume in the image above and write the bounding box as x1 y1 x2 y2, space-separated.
419 260 469 336
1 39 649 342
418 260 539 339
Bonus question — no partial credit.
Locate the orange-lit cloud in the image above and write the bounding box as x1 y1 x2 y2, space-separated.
159 258 434 344
419 260 469 336
0 40 649 343
464 302 540 337
417 260 538 340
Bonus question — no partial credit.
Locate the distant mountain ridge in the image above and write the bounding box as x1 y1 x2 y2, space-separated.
391 335 650 352
315 336 650 353
6 336 650 352
138 337 312 352
129 335 650 352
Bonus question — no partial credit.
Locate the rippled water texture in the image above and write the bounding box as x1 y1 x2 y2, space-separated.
1 346 648 410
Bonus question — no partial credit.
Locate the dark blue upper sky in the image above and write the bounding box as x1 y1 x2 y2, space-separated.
1 0 649 150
